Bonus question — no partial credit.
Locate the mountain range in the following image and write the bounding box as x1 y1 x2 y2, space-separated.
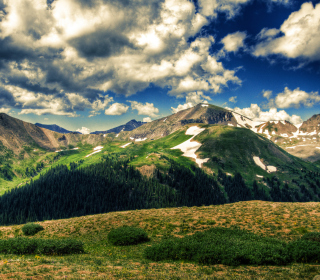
1 103 320 233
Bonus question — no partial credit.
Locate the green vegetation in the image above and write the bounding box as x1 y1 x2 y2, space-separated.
108 226 149 246
0 157 226 225
144 227 320 266
0 201 320 279
21 223 44 236
0 238 84 255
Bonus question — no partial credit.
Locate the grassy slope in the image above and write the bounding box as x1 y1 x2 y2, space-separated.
0 201 320 279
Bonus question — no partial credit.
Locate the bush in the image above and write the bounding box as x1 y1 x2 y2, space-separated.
144 227 291 266
144 227 320 266
108 226 149 246
301 232 320 243
0 238 84 255
288 240 320 263
22 223 44 236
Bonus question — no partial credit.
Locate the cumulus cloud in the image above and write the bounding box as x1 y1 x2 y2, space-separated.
263 87 320 109
0 108 11 114
129 101 159 118
231 104 302 125
0 0 247 117
76 127 90 134
143 117 152 122
171 102 194 113
221 31 246 53
274 87 320 108
104 103 129 116
171 91 211 113
253 2 320 61
0 82 113 117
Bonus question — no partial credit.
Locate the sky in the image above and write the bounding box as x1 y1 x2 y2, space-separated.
0 0 319 133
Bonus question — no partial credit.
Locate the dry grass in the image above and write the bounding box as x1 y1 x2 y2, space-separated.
1 201 320 279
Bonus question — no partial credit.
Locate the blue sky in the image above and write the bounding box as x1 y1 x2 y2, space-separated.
0 0 319 133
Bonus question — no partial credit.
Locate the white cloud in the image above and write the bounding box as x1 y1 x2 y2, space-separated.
76 127 90 134
0 108 11 114
198 0 250 18
231 104 302 125
253 2 320 61
0 0 243 109
129 101 159 117
104 103 129 116
143 117 152 122
229 96 237 103
171 91 211 113
221 31 246 52
273 87 320 108
262 90 272 100
171 102 194 113
186 91 211 104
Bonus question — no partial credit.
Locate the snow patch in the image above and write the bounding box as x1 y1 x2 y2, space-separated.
281 133 288 138
228 123 234 127
171 126 209 167
253 156 277 173
135 138 147 142
121 142 132 148
295 123 303 129
316 147 320 150
163 118 167 122
280 121 286 125
116 134 119 137
85 146 104 157
201 104 208 107
129 137 134 140
256 175 263 178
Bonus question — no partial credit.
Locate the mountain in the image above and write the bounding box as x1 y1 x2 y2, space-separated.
125 103 260 141
35 123 74 134
300 114 320 133
0 113 109 155
255 120 298 139
91 119 146 134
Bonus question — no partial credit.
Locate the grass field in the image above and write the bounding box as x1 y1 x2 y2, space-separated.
0 201 320 279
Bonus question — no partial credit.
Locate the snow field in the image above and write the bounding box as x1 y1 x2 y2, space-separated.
171 126 209 167
253 156 277 173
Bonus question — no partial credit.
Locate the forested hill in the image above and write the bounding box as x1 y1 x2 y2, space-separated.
1 155 320 226
0 157 227 225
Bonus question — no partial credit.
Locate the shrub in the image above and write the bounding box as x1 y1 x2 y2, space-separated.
288 240 320 263
108 226 149 246
0 238 84 255
22 223 44 236
144 227 291 266
301 232 320 243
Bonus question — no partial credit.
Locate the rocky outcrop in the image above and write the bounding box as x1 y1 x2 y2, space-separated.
300 114 320 133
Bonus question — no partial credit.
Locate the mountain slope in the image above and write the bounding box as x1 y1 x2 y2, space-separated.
91 119 146 134
34 123 79 134
125 103 259 141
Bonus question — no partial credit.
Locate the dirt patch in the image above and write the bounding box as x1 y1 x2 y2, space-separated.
136 164 157 178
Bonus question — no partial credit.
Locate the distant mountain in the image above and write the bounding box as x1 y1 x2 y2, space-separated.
35 123 74 134
255 120 298 139
300 114 320 134
91 119 146 134
0 113 106 154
